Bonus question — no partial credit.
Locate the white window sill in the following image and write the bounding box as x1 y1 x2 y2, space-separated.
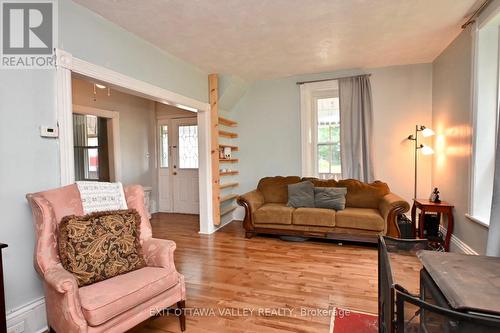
465 213 490 228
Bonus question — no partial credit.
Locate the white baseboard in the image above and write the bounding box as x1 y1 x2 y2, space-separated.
439 225 478 255
232 206 245 221
6 297 47 333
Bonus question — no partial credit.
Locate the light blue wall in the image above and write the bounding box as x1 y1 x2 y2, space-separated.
233 69 370 193
0 0 208 319
234 65 433 200
0 70 59 312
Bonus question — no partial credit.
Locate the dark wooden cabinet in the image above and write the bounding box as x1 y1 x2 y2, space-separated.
0 243 7 333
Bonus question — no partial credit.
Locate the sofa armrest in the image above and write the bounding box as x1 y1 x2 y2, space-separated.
237 190 265 237
142 238 177 272
379 193 410 238
43 265 87 332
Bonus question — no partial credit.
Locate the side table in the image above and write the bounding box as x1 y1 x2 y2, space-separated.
411 199 454 251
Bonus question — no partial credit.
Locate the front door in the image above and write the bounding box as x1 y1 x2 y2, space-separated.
158 117 199 214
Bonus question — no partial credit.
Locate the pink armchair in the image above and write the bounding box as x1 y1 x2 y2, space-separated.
26 184 186 333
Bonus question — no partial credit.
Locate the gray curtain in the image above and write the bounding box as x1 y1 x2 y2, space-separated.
487 126 500 256
338 75 374 182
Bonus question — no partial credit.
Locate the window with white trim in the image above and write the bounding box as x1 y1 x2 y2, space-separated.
300 80 341 179
469 17 500 226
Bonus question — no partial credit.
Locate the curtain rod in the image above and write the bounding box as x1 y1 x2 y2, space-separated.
296 73 371 85
462 0 491 29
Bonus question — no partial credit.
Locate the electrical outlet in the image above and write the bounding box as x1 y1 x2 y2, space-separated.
7 321 25 333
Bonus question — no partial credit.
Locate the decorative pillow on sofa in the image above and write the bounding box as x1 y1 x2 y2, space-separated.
287 181 315 208
314 187 347 210
58 209 146 287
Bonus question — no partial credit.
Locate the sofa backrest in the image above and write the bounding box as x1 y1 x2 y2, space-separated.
302 178 390 209
257 176 301 203
337 179 390 208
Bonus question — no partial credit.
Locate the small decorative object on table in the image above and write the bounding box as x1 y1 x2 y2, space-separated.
429 187 441 203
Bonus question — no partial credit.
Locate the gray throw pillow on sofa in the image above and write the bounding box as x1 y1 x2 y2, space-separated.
314 187 347 210
287 181 315 208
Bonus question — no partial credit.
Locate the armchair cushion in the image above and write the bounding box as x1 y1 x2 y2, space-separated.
58 209 146 287
79 267 179 326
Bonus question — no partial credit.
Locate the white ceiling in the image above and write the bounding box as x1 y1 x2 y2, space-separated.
74 0 479 80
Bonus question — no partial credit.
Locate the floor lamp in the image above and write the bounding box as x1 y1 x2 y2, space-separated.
408 125 434 199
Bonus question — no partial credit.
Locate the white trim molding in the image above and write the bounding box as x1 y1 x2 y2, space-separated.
55 48 213 234
439 225 479 255
6 297 47 333
56 49 75 186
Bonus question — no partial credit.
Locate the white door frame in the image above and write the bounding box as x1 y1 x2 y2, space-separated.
55 49 214 234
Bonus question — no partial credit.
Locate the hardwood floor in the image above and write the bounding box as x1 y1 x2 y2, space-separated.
129 213 412 333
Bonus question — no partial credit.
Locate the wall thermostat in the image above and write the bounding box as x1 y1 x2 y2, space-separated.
40 126 59 138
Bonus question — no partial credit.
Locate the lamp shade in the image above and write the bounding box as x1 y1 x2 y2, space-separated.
421 145 434 155
421 127 435 137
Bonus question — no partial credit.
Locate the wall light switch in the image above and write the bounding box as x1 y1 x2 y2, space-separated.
40 125 59 138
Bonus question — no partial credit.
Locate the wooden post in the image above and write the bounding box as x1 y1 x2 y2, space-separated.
209 74 221 225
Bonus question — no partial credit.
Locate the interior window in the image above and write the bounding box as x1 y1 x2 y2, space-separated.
316 97 341 179
178 125 199 169
73 114 110 181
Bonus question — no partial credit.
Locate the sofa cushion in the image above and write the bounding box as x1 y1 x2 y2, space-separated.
257 176 301 203
287 181 315 208
314 187 347 210
336 179 390 209
292 208 335 227
58 209 146 287
335 208 384 231
253 203 294 225
79 267 179 326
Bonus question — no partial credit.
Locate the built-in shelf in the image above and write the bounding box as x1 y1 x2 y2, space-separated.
219 130 238 139
220 182 239 189
218 117 238 127
220 170 239 176
219 158 239 163
219 144 239 151
220 193 238 203
220 205 238 216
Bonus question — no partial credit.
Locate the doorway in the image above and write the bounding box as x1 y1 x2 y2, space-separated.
56 49 214 234
158 117 199 214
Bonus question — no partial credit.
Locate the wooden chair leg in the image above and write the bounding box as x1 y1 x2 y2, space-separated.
177 300 186 332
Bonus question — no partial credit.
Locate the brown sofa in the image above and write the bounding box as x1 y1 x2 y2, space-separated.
237 176 410 242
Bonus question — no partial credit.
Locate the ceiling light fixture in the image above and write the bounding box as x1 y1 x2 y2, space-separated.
175 104 198 112
95 83 106 89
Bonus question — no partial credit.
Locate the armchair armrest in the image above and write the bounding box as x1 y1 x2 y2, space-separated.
43 265 87 332
45 264 79 293
237 190 265 237
379 193 410 238
142 238 177 272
